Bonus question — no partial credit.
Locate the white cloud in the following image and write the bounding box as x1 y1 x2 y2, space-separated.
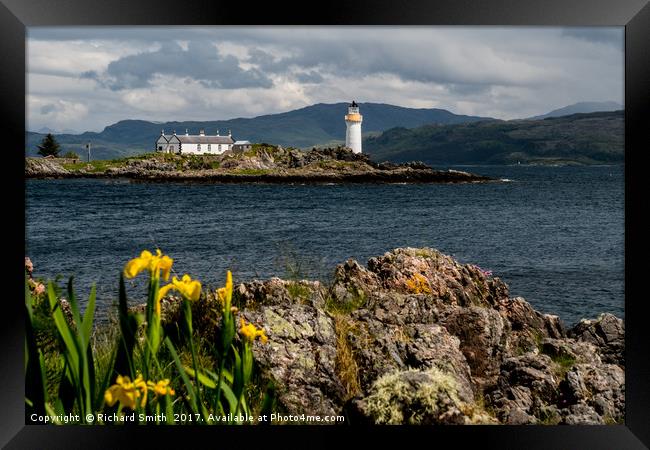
26 26 624 130
28 96 89 131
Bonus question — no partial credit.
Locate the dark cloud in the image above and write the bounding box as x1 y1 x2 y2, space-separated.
84 41 273 90
446 83 492 96
27 27 624 131
561 28 624 47
293 71 324 83
40 103 58 114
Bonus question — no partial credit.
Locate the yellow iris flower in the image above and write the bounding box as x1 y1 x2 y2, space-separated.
239 317 268 344
157 274 202 316
217 270 233 307
147 379 175 397
124 249 173 281
104 374 148 410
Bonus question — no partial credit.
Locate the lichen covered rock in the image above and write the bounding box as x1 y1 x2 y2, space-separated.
155 247 624 425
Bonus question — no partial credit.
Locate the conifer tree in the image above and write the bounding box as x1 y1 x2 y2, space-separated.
37 133 61 157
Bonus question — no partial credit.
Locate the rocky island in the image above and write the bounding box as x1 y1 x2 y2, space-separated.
25 145 492 184
141 247 624 425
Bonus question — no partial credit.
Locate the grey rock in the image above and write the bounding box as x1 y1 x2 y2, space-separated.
570 313 624 366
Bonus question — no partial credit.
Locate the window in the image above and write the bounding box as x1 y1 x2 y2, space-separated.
158 146 162 151
197 143 201 151
207 144 211 151
218 144 222 151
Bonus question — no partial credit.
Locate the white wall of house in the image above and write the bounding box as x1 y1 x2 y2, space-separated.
180 143 233 155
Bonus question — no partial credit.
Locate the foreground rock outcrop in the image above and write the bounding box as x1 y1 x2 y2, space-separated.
163 248 625 425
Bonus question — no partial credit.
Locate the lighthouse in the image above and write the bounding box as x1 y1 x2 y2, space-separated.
345 101 363 153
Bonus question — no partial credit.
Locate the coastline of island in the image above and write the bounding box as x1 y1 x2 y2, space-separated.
25 145 493 184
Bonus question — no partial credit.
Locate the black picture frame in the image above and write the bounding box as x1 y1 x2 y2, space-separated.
3 0 648 448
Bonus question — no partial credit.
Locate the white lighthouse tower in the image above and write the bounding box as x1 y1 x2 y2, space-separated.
345 101 363 153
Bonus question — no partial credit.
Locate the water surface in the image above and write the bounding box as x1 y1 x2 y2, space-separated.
25 165 624 326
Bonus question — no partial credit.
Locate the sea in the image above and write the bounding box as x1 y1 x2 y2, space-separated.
25 165 624 327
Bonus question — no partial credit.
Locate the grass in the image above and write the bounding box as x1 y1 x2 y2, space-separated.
549 354 577 379
333 315 361 401
537 406 561 425
538 340 577 379
61 159 126 172
324 288 366 315
286 282 312 303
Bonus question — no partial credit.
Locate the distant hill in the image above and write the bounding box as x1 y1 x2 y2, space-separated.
364 110 624 165
529 101 623 120
26 103 490 160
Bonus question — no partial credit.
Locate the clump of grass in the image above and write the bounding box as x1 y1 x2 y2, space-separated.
333 315 361 401
550 354 576 379
286 281 312 303
324 288 366 315
539 340 577 379
537 406 561 425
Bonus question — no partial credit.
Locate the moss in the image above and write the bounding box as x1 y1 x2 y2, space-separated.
363 368 462 424
414 248 437 258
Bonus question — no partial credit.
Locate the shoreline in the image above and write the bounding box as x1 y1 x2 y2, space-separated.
24 147 494 184
25 170 494 184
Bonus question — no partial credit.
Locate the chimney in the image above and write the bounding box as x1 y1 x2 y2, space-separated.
228 129 232 137
185 129 189 136
199 129 205 136
216 129 220 136
161 129 164 135
173 130 176 135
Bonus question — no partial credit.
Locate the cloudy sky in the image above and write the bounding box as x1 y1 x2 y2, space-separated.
27 26 623 133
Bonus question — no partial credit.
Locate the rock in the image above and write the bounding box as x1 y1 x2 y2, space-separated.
498 354 560 405
25 158 70 176
152 246 624 425
506 407 537 425
233 278 343 416
561 403 604 424
329 259 379 308
25 148 493 184
443 306 507 389
569 313 624 366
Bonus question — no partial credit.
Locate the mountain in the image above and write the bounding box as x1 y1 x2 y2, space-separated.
25 103 491 160
364 110 624 165
529 101 623 120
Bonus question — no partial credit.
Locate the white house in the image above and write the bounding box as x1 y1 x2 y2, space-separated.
156 129 235 155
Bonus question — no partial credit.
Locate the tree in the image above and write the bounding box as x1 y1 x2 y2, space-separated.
63 151 80 160
37 133 61 157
